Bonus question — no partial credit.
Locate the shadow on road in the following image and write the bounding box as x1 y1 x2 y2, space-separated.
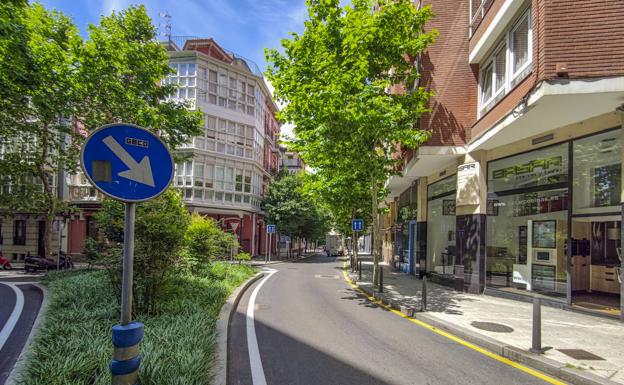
255 317 391 385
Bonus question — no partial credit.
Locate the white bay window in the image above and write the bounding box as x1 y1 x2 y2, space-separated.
478 8 531 117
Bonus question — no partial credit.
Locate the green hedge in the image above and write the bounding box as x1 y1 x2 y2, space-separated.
17 263 255 385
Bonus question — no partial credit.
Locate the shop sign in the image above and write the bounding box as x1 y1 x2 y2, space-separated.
491 156 565 187
456 162 480 206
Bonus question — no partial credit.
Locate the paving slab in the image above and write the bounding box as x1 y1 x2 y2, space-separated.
349 257 624 384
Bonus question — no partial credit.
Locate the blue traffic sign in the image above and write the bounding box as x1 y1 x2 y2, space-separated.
267 224 276 234
81 124 174 202
352 219 364 232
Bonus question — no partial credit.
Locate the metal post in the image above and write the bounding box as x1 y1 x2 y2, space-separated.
421 275 427 312
265 229 268 263
120 202 135 325
358 260 362 281
530 296 542 353
268 233 272 262
111 202 142 385
57 219 61 271
379 265 384 293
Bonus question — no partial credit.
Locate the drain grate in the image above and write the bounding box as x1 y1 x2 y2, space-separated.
470 321 514 333
557 349 605 361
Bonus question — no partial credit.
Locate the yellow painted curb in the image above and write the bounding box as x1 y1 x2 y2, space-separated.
342 258 567 385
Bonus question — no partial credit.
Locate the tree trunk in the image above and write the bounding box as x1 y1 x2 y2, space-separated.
371 174 381 286
38 164 55 259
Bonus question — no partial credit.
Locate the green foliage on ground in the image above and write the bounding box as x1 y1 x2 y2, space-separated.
88 190 243 314
92 190 190 315
234 252 252 263
17 263 255 385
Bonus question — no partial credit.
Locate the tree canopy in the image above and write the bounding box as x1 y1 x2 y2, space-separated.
266 0 436 281
0 3 202 256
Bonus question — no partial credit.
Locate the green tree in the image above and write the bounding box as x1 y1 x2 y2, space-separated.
267 0 436 282
94 190 190 315
0 4 202 257
0 2 83 256
185 213 239 269
76 5 202 150
263 172 330 257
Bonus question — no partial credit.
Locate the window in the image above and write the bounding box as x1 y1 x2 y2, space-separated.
14 220 26 245
510 11 531 85
478 8 531 117
166 62 197 103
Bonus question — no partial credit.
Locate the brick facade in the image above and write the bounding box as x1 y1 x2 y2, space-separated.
420 0 476 146
468 0 624 141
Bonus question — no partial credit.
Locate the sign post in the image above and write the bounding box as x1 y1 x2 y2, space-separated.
267 224 276 262
352 219 364 271
81 124 174 385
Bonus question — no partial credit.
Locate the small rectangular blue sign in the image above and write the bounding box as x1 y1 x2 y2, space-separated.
267 224 276 234
352 219 364 232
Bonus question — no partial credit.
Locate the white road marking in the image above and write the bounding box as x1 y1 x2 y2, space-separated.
0 283 25 351
247 268 277 385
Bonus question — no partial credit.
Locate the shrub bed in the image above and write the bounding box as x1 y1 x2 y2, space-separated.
17 263 255 385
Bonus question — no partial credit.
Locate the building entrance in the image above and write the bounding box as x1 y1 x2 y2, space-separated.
571 218 621 315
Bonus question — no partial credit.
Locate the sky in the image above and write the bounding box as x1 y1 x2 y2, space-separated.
38 0 307 70
38 0 309 138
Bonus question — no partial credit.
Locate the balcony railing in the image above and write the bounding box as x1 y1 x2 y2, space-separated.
469 0 494 38
69 185 103 202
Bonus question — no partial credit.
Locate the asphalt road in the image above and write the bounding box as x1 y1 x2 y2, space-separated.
0 282 43 385
228 255 556 385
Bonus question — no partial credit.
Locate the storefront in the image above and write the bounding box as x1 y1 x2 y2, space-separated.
485 128 622 313
395 184 418 274
426 175 457 283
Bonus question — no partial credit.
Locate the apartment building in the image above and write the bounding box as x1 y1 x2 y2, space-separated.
165 37 281 256
280 148 305 175
383 0 624 318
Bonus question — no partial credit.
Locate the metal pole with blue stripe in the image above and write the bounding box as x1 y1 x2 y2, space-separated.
80 124 176 385
110 203 143 385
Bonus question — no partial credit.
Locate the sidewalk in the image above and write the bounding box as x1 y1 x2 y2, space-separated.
348 257 624 385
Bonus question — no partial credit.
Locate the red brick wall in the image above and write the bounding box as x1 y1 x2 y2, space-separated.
469 0 624 140
419 0 476 146
539 0 624 80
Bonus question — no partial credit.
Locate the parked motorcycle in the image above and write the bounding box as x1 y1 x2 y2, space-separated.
24 252 74 272
0 253 12 270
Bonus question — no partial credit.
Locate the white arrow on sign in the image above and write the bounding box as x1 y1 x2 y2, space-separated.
103 135 155 187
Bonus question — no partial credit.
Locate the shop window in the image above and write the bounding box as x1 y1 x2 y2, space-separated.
573 129 621 215
426 176 457 278
486 143 568 296
14 220 26 245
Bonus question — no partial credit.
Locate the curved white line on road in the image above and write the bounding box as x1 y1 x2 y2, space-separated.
0 283 25 351
247 268 277 385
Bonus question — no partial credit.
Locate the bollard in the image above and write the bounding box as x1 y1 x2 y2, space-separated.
379 266 384 293
358 260 362 281
530 296 543 354
111 321 143 385
421 275 427 312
